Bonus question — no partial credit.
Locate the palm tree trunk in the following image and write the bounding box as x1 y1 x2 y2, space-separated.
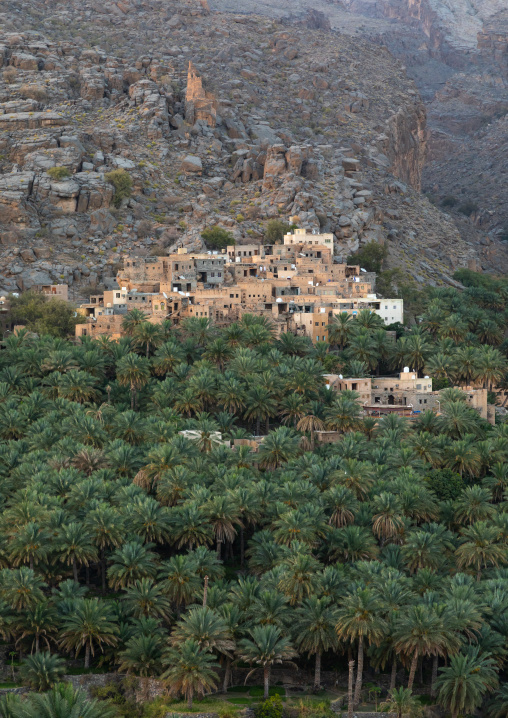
266 416 270 434
431 656 438 698
217 539 222 560
407 649 418 691
390 658 397 690
84 642 90 669
310 426 315 450
72 558 78 583
256 418 260 436
188 687 193 709
347 659 355 718
223 656 232 693
130 383 135 410
353 636 364 706
101 550 107 594
263 666 270 700
35 634 40 654
314 651 321 691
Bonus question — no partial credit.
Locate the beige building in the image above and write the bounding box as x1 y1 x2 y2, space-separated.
324 374 371 404
38 284 69 301
371 369 434 410
74 227 403 343
283 228 334 249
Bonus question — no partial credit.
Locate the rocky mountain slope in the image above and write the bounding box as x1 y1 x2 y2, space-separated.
212 0 508 270
0 0 493 298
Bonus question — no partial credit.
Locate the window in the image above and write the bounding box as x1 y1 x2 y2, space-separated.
416 384 421 390
116 293 120 298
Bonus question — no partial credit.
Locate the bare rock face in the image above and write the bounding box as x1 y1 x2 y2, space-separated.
185 61 218 127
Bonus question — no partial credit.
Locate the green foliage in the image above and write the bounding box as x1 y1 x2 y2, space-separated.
457 200 479 216
425 468 464 501
441 195 458 208
7 291 78 338
201 226 235 250
19 652 66 691
263 220 296 244
105 169 133 208
47 166 70 181
347 241 388 273
255 695 284 718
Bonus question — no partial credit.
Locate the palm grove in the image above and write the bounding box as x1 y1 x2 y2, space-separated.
0 270 508 718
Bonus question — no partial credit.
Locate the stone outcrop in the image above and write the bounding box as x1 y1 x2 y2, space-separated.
185 61 218 127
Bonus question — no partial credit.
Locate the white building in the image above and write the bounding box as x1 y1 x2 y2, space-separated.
357 295 404 325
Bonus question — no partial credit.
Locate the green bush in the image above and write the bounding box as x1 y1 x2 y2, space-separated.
347 241 388 273
264 220 295 244
47 166 70 181
201 226 235 250
425 468 464 501
457 200 478 216
8 291 79 338
105 169 133 208
255 695 284 718
441 195 458 208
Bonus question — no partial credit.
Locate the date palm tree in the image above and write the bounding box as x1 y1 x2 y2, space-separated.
203 495 241 559
293 596 338 690
162 639 218 709
123 578 172 621
238 624 297 699
10 682 118 718
9 522 51 571
18 652 66 691
118 633 165 700
257 427 300 470
171 606 234 660
15 600 58 654
0 567 46 610
108 539 159 590
121 308 148 336
325 486 359 528
393 604 453 691
455 521 506 580
60 597 118 668
244 384 278 436
380 687 423 718
327 312 353 350
158 555 201 613
336 588 386 706
435 648 498 718
133 321 162 358
325 393 362 434
116 353 151 410
57 522 97 583
85 503 125 593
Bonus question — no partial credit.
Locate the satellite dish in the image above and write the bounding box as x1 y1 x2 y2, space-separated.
339 374 343 380
403 367 410 373
424 375 429 379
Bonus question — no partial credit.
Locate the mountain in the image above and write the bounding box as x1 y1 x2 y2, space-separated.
0 0 503 300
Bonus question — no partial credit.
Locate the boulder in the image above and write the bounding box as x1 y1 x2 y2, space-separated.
180 155 203 173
